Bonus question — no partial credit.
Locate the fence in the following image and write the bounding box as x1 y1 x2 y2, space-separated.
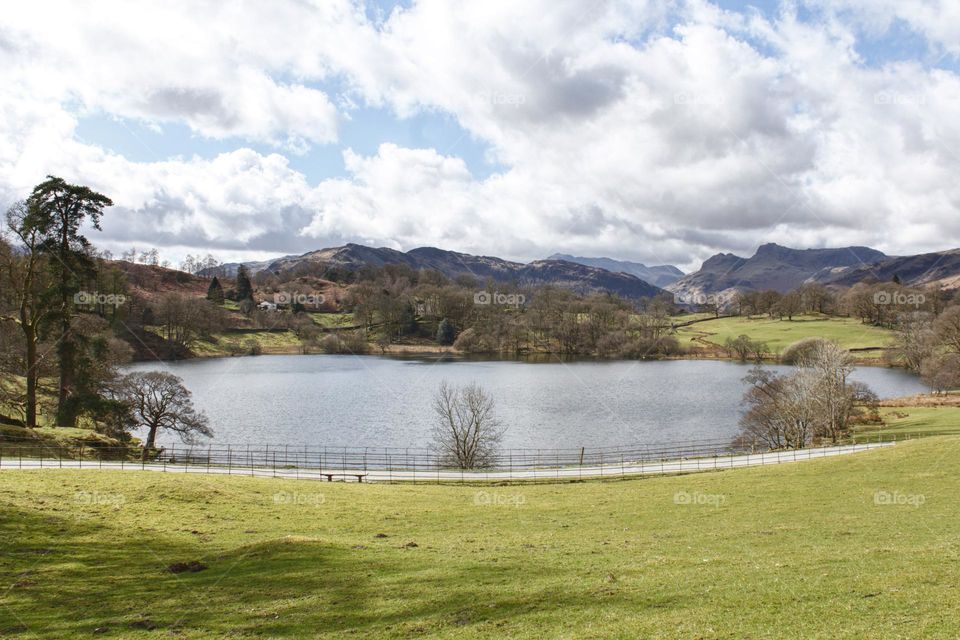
0 431 918 483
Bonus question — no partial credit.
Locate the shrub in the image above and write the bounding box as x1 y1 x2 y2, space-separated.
320 332 369 354
780 337 830 365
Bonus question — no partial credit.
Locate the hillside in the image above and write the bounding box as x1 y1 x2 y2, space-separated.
255 244 667 300
824 248 960 290
116 261 210 302
546 254 683 287
667 243 887 302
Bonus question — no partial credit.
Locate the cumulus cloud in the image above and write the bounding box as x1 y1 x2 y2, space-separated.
1 0 960 270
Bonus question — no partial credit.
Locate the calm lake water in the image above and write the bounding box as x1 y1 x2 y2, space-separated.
127 356 928 449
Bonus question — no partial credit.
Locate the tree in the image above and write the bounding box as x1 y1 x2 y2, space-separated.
799 340 855 443
153 293 225 351
737 341 876 449
889 312 936 372
737 367 820 450
436 318 456 345
431 381 504 469
24 176 112 426
921 354 960 394
116 371 212 459
933 306 960 356
206 276 225 305
725 334 767 362
235 265 253 303
775 290 802 320
0 202 54 427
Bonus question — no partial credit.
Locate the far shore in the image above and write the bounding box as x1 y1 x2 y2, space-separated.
133 344 901 370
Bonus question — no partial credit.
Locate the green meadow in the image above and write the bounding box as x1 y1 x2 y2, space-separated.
2 435 958 638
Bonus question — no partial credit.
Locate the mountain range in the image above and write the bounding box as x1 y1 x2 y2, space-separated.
209 242 960 303
220 244 666 300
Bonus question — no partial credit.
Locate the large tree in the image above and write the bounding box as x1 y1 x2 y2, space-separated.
25 176 112 426
0 202 54 427
116 371 212 459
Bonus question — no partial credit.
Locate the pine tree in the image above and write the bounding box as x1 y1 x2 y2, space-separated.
25 176 112 426
235 265 253 302
206 276 225 304
436 318 456 345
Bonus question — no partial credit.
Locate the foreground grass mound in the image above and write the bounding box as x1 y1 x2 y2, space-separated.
2 437 958 638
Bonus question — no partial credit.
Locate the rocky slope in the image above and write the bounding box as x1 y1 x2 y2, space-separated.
666 243 887 302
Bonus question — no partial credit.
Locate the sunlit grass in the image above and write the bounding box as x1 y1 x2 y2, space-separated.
677 314 894 357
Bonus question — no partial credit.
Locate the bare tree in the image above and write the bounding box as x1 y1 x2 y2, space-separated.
431 381 504 469
934 306 960 356
737 341 876 449
153 293 226 350
737 368 820 450
889 311 937 372
116 371 212 459
921 354 960 394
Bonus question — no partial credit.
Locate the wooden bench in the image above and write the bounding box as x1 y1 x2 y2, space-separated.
321 473 368 483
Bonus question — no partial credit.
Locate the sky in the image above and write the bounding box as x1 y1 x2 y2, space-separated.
1 0 959 272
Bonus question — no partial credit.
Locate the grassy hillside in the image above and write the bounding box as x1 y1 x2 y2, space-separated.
677 314 894 358
2 437 958 638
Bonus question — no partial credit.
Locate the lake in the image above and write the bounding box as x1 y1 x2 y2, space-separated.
127 356 928 449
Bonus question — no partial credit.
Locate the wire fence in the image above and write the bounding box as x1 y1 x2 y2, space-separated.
0 430 922 483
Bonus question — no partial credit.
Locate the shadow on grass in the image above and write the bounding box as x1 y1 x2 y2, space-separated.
0 503 682 638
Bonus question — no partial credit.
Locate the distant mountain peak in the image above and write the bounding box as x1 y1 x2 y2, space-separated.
546 253 683 287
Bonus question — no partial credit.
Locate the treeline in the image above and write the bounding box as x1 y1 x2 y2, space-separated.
321 264 685 358
725 281 955 326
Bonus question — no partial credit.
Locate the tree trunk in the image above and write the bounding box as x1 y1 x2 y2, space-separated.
56 309 74 426
142 424 159 461
55 220 76 427
24 336 37 428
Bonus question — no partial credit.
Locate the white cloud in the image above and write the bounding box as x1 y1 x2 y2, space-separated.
2 0 960 271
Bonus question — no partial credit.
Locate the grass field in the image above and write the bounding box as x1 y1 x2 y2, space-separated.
854 406 960 442
677 314 895 357
2 436 959 638
191 330 304 357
